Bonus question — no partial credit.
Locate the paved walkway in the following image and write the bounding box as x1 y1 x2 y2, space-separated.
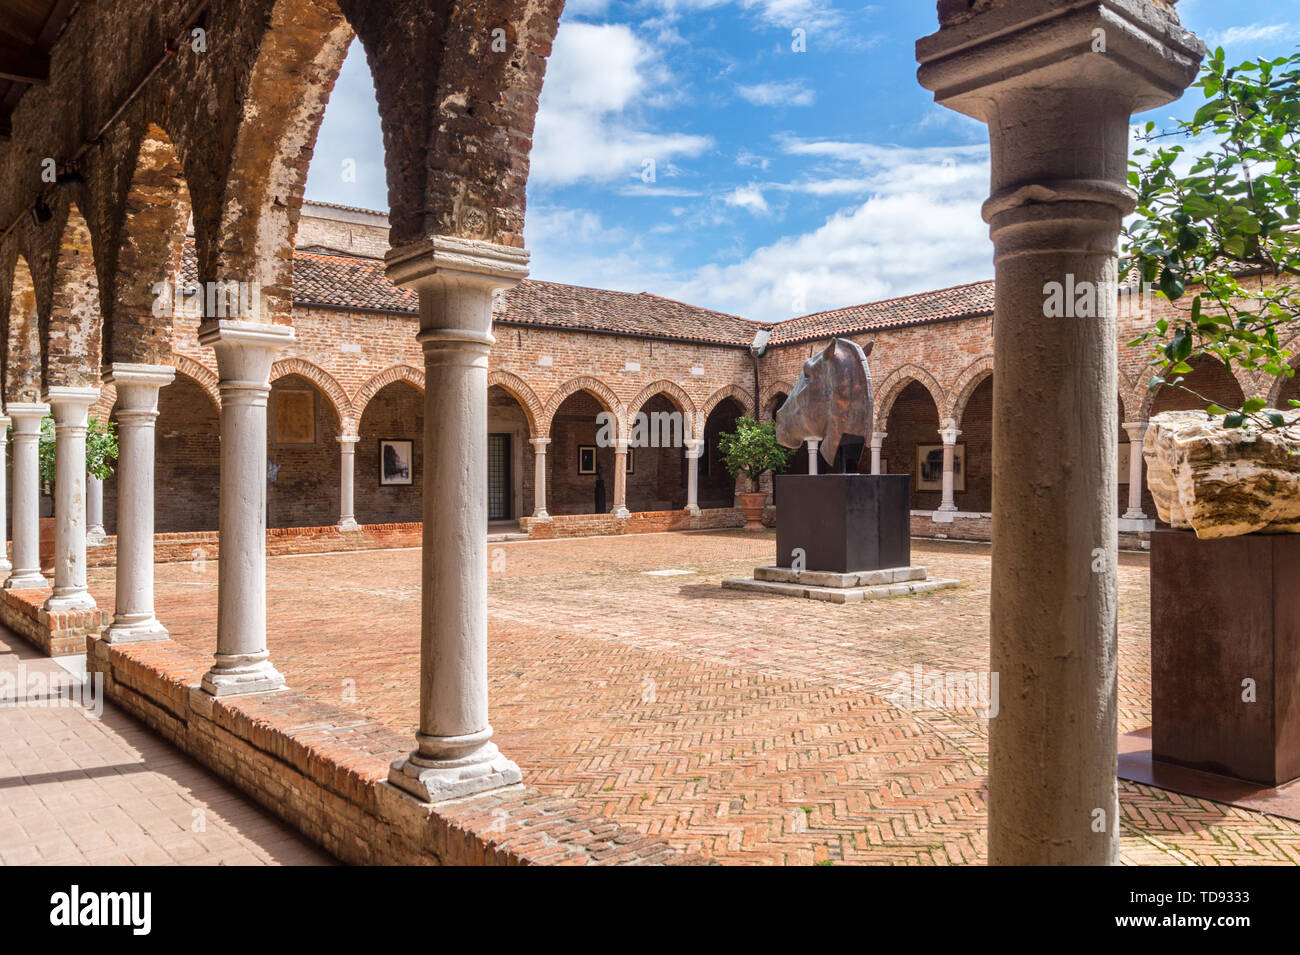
0 628 332 866
78 529 1300 866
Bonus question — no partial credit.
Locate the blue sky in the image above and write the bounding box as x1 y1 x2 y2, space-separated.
303 0 1300 321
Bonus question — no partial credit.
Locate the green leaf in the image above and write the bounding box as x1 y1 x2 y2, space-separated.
1243 397 1267 413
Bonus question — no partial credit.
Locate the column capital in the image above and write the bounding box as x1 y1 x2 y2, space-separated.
871 431 887 448
613 439 630 454
939 426 962 445
1122 420 1149 442
103 362 176 390
917 1 1203 120
43 386 100 421
338 434 361 447
385 235 530 291
683 438 704 458
528 436 551 450
200 321 293 393
5 402 49 429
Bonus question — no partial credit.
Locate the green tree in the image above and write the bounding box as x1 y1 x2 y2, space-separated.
37 416 119 488
717 417 794 485
1124 46 1300 429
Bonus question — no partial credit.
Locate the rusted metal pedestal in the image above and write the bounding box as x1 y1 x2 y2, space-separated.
1151 528 1300 786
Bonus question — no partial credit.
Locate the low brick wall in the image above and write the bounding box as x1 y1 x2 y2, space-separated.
0 587 111 657
86 523 424 568
86 635 704 866
521 507 745 539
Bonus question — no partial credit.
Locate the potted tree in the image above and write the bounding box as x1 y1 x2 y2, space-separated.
718 416 794 530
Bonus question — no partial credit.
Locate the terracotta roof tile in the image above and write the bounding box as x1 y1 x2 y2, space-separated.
769 280 996 345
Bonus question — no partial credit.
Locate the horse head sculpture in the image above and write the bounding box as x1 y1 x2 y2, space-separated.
775 338 874 464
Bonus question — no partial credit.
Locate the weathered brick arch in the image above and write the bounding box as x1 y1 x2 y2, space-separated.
625 380 699 438
698 384 754 440
5 255 42 403
487 369 543 437
875 365 945 428
353 364 425 424
92 384 116 421
541 376 623 439
1138 353 1251 420
271 357 354 432
213 0 353 324
1267 346 1300 409
170 355 222 409
335 0 564 249
762 380 796 417
110 124 192 366
945 355 994 427
45 202 103 389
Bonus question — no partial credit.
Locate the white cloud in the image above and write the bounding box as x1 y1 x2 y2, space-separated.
724 184 770 214
665 141 994 320
1207 23 1292 46
736 80 815 107
530 22 711 186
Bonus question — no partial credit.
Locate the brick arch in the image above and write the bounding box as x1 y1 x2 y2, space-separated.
698 384 755 440
945 355 994 427
762 380 796 418
5 254 42 403
875 365 945 428
92 384 116 421
213 0 353 324
110 123 192 366
542 376 623 438
353 364 425 421
626 379 699 437
45 202 103 390
487 369 543 437
1268 351 1300 409
334 0 562 249
171 355 221 408
271 357 354 432
1139 353 1250 419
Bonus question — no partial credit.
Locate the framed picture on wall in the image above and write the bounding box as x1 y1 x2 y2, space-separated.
379 439 414 486
916 443 965 492
879 456 888 475
626 448 635 474
1118 443 1132 484
578 445 596 475
273 389 315 444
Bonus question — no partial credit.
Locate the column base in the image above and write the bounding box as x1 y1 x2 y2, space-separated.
612 507 631 520
104 615 170 645
200 653 285 697
531 509 550 521
5 570 48 590
337 517 361 532
388 741 523 804
1122 508 1148 521
87 528 108 546
44 589 98 614
686 505 701 517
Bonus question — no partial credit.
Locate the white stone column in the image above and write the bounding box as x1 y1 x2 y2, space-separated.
0 413 10 576
4 403 49 590
43 387 100 613
918 0 1201 865
529 437 551 520
806 438 820 475
611 438 631 519
103 365 174 644
938 424 961 513
870 432 886 475
384 236 525 802
338 434 360 530
199 322 293 695
684 438 703 516
1122 422 1148 520
87 475 106 545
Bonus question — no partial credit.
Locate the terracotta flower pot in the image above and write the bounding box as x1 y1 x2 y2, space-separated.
738 491 768 531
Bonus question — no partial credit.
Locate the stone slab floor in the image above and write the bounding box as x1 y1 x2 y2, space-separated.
0 629 333 865
72 530 1300 866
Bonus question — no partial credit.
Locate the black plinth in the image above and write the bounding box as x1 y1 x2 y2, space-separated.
775 473 910 573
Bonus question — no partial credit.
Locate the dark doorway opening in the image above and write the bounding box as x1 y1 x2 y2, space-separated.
488 433 512 521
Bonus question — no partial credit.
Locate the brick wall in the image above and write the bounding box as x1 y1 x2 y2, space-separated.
268 374 343 528
356 382 423 525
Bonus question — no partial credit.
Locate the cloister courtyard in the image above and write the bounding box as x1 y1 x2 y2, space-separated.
6 530 1297 867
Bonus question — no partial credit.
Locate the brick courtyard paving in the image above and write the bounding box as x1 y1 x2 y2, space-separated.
0 628 332 866
85 530 1300 865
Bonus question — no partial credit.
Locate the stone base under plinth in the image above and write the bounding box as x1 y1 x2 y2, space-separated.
200 656 285 697
722 565 959 603
388 743 523 803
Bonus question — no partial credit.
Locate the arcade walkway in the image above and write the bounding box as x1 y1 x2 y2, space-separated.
58 529 1300 866
0 630 332 865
